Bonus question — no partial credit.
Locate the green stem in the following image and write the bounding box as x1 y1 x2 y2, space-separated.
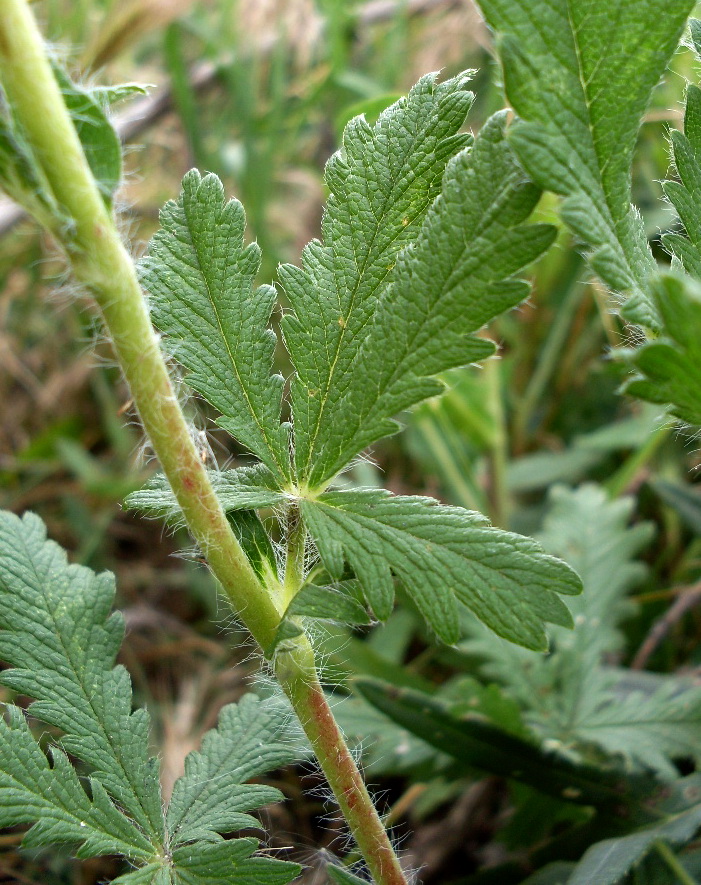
0 0 282 650
604 424 670 499
0 4 407 882
276 641 408 885
282 505 307 608
484 357 509 528
654 839 696 885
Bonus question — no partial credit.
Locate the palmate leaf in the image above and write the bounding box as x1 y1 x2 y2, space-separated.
140 170 290 483
626 274 701 426
279 70 474 487
307 111 557 488
475 0 694 329
0 510 164 841
300 488 581 649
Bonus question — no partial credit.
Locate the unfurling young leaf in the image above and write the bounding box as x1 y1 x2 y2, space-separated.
0 510 300 884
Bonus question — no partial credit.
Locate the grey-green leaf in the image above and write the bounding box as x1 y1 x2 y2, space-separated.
567 803 701 885
307 111 556 488
280 71 474 485
0 511 164 841
301 488 581 648
476 0 694 329
167 694 298 847
140 170 290 481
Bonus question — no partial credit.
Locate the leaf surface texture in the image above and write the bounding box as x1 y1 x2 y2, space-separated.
301 488 581 648
140 170 290 481
475 0 694 327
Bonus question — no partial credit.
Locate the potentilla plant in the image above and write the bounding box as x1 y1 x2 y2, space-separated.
0 0 699 883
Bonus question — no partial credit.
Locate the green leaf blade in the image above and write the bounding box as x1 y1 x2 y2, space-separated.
0 511 164 842
171 840 300 885
476 0 695 328
0 705 153 860
281 71 475 485
308 111 556 486
301 488 581 648
125 464 288 520
167 694 298 847
627 274 701 426
140 170 290 481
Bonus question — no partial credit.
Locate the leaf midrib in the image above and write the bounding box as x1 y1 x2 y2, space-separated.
18 528 161 844
299 106 447 484
186 205 287 482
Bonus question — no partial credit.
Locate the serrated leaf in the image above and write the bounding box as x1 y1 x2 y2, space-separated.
167 694 298 847
475 0 694 328
461 485 651 695
266 581 372 658
279 71 474 486
535 485 653 658
0 511 164 841
461 486 701 778
662 80 701 278
125 464 287 519
307 111 556 487
171 840 300 884
626 274 701 426
567 803 701 885
572 674 701 779
113 867 173 885
140 170 290 481
0 705 152 859
300 488 581 648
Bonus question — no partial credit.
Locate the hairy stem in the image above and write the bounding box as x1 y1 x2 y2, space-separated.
276 642 408 885
282 506 307 608
0 3 407 882
0 0 281 650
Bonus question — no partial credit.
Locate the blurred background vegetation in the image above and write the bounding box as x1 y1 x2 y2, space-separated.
3 1 701 883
